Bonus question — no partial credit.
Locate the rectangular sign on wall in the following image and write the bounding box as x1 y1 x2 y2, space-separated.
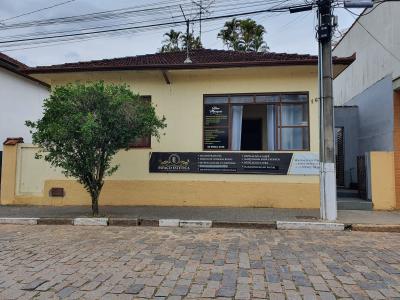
149 152 320 175
150 152 292 174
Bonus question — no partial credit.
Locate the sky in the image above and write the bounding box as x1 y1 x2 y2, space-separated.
0 0 360 67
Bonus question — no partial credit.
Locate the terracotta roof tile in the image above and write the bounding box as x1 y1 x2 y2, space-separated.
3 137 24 146
25 49 355 73
0 52 49 88
0 52 27 69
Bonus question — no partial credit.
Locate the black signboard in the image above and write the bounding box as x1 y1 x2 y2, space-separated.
204 128 229 150
203 104 229 150
204 104 228 126
149 152 293 175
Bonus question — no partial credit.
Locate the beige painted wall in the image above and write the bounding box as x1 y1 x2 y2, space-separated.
370 151 397 210
2 66 322 208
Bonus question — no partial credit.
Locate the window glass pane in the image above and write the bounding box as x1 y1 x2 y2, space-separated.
266 105 277 150
281 94 308 102
280 127 308 150
255 95 280 103
281 104 308 126
204 96 228 104
230 95 254 103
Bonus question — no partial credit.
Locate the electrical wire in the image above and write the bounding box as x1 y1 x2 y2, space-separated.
0 0 77 23
0 0 309 46
345 8 400 64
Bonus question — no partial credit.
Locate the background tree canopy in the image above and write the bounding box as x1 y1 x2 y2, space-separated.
26 81 166 216
218 18 269 52
160 18 268 53
160 29 202 53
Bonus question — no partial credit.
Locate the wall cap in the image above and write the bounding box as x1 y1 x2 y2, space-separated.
3 137 24 146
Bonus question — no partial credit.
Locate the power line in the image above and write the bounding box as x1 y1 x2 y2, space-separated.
0 0 77 23
0 1 309 46
345 8 400 64
0 0 293 43
0 0 287 31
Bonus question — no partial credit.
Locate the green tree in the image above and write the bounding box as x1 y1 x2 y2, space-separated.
160 29 182 53
181 32 203 51
218 18 269 52
160 29 203 52
26 82 166 216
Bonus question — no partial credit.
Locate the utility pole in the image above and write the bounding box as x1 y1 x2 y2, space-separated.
317 0 337 220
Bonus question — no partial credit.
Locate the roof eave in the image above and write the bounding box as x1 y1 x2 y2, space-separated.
24 57 355 75
0 63 50 89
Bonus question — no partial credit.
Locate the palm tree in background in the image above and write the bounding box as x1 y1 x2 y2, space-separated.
218 18 269 52
160 30 182 52
160 29 203 52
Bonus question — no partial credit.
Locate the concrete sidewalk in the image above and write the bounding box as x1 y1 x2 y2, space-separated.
0 205 399 225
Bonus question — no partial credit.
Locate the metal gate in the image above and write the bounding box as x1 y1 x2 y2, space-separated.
357 155 367 199
335 127 345 187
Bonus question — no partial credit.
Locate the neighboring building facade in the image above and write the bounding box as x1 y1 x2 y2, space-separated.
0 53 49 150
333 2 400 209
1 50 354 209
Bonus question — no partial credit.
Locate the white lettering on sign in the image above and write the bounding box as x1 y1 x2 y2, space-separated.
288 153 320 175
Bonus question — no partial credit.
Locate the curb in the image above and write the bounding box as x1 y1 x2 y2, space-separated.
73 218 108 226
37 218 73 225
0 217 399 232
213 221 276 229
108 218 139 226
350 224 400 232
276 221 345 231
0 218 39 225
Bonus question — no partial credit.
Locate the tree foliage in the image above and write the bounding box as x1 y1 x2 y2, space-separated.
218 18 269 52
160 29 203 52
26 82 166 216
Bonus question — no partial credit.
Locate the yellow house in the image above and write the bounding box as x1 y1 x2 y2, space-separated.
1 49 355 208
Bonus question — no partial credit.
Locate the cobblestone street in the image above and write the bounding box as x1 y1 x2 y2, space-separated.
0 225 399 299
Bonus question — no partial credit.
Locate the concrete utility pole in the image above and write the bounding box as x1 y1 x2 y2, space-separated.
317 0 337 220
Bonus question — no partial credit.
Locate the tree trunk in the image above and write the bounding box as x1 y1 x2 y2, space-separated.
91 194 99 216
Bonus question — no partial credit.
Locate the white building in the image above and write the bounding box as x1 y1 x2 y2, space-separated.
333 2 400 209
0 53 49 150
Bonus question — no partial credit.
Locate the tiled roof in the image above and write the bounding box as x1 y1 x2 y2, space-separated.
0 52 49 88
3 137 24 146
0 52 27 69
25 49 355 73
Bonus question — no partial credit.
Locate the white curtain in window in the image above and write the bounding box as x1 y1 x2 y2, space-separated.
267 105 276 150
281 104 303 125
231 105 243 150
281 105 304 150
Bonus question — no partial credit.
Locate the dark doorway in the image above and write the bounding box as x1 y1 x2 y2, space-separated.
335 127 345 187
241 119 262 150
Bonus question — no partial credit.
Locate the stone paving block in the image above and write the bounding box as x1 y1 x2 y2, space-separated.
138 286 156 298
269 292 286 300
125 283 145 294
57 286 77 299
21 278 47 291
202 287 217 298
171 284 190 296
319 291 336 300
216 287 236 297
80 280 102 291
365 290 385 299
